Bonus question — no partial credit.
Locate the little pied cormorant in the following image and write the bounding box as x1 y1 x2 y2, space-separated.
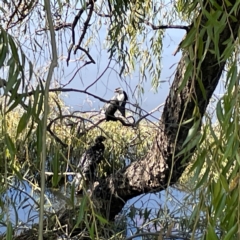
72 136 106 192
103 87 128 121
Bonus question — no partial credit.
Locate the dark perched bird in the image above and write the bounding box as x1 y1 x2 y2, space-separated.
103 87 128 121
72 136 106 192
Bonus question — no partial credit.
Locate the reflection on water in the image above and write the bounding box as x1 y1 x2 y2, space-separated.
0 180 194 239
121 187 194 240
0 181 39 235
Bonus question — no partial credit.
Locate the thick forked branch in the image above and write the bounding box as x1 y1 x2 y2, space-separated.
93 5 240 220
67 0 97 65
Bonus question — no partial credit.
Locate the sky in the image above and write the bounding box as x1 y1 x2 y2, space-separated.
62 28 185 122
0 1 226 124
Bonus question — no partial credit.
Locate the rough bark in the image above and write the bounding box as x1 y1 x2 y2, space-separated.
93 4 240 220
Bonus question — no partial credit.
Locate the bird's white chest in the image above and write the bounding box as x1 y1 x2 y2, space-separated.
116 93 125 106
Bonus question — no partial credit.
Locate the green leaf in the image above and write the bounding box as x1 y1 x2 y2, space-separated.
95 214 108 225
11 197 19 225
224 223 237 240
222 134 234 159
8 36 19 63
224 0 232 7
5 133 16 156
7 100 22 113
36 82 44 116
236 152 240 165
197 77 206 99
29 61 33 80
189 148 206 176
177 60 193 92
181 28 197 48
212 180 221 203
197 36 204 60
182 119 201 147
89 221 95 239
17 112 30 136
220 175 229 192
5 68 18 95
0 43 7 67
216 100 224 124
76 196 87 226
176 134 201 158
206 223 218 240
195 168 209 189
52 150 60 187
214 194 226 219
36 121 43 155
6 221 13 240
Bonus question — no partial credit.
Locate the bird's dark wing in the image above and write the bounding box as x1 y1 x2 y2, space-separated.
123 91 128 101
76 142 105 180
72 140 105 192
78 149 96 181
102 93 118 112
118 101 126 117
104 99 119 121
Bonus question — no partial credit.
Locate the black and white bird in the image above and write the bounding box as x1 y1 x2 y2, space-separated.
72 136 106 192
103 87 128 121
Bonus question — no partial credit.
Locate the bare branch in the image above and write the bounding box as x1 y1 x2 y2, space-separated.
138 17 189 31
77 46 96 64
67 0 97 65
47 123 68 148
35 22 72 33
74 2 94 54
135 103 165 126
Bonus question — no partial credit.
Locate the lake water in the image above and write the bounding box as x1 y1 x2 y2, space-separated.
0 181 193 239
122 187 193 239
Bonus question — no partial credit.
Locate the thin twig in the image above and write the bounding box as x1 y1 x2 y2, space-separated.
85 59 111 91
62 61 93 87
135 103 165 126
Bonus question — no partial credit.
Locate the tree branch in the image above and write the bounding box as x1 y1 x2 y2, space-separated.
36 23 72 33
92 5 240 221
67 0 97 65
138 17 190 31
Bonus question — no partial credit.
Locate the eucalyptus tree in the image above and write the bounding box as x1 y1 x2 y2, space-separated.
1 0 240 239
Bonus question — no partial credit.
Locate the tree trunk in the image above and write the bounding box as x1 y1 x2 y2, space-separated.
94 4 240 221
